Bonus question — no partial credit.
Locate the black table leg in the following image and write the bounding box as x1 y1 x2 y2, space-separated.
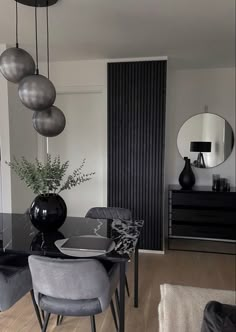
119 261 126 332
134 244 139 308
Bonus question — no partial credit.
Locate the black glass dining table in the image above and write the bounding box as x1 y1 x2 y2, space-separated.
0 213 144 332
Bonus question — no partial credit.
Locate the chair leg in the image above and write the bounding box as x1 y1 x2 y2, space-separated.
42 312 51 332
115 288 120 320
110 299 118 331
41 309 45 321
30 290 43 329
56 315 60 326
56 315 64 326
125 275 130 297
90 315 96 332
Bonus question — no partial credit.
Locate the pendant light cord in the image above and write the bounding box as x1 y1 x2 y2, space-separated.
46 0 50 152
35 1 39 74
46 1 50 79
15 0 19 48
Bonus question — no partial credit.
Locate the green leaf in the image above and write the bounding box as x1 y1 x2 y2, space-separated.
6 154 95 195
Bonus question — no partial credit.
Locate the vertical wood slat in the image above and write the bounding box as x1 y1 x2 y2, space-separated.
108 61 167 250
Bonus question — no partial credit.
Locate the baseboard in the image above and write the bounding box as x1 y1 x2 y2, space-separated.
139 249 165 254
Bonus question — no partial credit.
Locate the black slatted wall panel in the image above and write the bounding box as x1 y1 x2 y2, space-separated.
107 61 167 250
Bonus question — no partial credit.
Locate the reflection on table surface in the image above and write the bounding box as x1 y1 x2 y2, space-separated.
0 213 144 261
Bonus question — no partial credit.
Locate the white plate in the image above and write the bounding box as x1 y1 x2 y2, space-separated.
55 235 115 257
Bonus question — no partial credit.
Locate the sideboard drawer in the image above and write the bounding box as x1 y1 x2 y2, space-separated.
172 209 236 225
172 192 236 209
171 224 236 240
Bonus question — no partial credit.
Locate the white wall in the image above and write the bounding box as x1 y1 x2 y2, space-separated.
49 92 107 217
42 60 107 217
165 67 235 188
0 43 39 213
0 44 12 213
0 163 2 213
8 83 38 213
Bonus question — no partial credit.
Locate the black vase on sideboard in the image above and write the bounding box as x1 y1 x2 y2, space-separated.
179 157 195 189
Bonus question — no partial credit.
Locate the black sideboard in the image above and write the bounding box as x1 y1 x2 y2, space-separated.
168 185 236 254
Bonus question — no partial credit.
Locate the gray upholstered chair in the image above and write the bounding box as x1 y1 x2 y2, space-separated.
85 207 132 297
0 254 42 327
29 255 120 332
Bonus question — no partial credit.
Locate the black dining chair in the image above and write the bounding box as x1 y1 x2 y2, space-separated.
85 207 132 297
29 255 120 332
0 253 42 328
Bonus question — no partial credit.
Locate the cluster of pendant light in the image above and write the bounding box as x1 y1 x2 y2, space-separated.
0 0 65 137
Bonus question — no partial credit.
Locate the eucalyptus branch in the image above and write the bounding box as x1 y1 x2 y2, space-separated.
6 155 95 196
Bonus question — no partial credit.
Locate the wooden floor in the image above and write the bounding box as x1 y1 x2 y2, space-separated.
0 251 235 332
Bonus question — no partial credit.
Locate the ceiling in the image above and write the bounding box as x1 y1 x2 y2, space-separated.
0 0 235 68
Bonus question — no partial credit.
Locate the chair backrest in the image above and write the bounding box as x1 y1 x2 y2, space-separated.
28 256 109 302
85 207 132 220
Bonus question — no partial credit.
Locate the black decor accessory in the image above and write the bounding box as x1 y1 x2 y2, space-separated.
29 194 67 232
212 174 220 191
219 178 227 192
226 179 231 191
212 175 231 192
179 157 195 189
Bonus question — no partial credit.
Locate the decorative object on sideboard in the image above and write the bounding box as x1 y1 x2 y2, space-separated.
6 155 95 232
212 174 220 191
190 141 212 168
178 157 195 189
177 113 234 169
212 174 230 192
0 0 66 138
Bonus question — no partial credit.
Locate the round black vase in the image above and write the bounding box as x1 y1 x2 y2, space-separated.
179 157 195 189
29 194 67 232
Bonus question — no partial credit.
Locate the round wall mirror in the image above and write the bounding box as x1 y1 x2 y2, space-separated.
177 113 234 168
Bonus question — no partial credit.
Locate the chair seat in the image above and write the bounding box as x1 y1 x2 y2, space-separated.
39 295 102 316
